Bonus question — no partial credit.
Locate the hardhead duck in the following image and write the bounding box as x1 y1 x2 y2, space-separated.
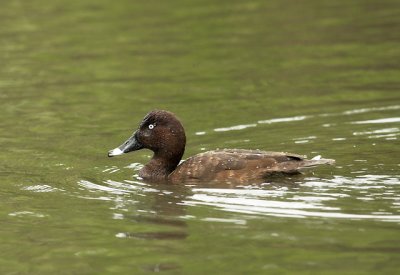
108 110 334 184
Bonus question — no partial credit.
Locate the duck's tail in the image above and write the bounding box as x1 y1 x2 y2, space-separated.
300 155 335 168
271 155 335 174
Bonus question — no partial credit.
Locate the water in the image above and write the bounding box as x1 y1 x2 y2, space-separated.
1 0 400 274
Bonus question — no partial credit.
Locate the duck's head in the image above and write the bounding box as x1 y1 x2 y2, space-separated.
108 110 186 162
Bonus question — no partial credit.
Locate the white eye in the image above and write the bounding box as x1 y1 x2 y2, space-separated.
148 124 155 130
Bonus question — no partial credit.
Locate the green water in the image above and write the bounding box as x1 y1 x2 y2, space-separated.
1 0 400 274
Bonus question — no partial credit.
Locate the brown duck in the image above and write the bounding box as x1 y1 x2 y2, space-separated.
108 110 334 184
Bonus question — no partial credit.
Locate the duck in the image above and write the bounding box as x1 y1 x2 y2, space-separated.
108 110 335 184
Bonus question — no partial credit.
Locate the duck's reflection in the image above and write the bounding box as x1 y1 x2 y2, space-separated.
112 174 304 239
88 179 193 273
115 181 192 241
80 170 307 243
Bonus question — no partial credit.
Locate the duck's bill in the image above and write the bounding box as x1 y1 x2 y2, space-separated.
108 132 143 157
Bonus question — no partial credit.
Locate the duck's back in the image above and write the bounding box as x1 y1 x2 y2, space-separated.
168 149 331 184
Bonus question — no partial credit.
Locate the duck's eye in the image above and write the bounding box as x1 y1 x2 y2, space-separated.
148 124 155 130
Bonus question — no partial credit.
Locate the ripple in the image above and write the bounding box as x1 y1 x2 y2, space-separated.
22 184 62 193
258 115 309 124
351 117 400 124
188 193 339 210
293 135 317 144
8 211 47 218
214 123 257 132
183 175 400 222
353 127 399 139
102 167 121 174
124 162 144 170
78 180 131 195
77 179 158 199
210 115 310 133
201 217 247 225
342 105 400 115
353 127 399 135
185 192 400 221
196 105 399 135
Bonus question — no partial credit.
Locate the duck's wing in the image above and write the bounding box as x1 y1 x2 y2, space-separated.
168 149 320 184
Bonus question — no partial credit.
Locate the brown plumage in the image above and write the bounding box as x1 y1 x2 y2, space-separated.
108 110 335 184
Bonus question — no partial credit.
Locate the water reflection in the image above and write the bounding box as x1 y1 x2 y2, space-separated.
77 175 192 242
351 117 400 124
200 105 400 138
353 127 399 139
75 168 400 227
185 174 400 221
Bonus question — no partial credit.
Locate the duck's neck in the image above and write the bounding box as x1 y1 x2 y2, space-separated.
139 149 184 182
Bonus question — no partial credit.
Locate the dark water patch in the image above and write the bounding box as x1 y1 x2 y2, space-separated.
130 215 187 228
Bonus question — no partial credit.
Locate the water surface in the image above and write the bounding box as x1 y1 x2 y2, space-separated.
1 0 400 274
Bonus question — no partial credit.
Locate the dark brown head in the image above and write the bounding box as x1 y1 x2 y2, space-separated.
108 110 186 168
